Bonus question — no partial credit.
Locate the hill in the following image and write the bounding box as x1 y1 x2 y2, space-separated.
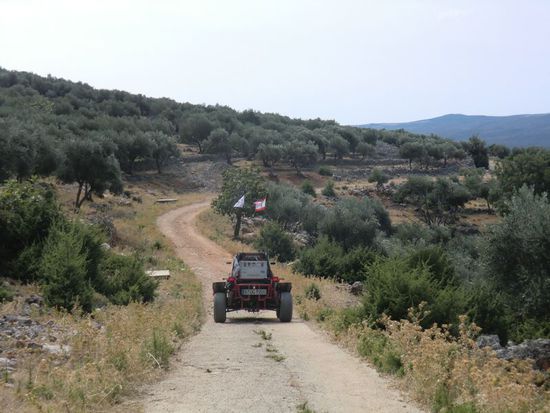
360 113 550 147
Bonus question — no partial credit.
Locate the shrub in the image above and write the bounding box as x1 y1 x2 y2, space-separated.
254 222 295 262
294 237 345 279
294 237 375 282
319 197 390 251
0 284 13 302
301 180 316 197
318 165 332 176
40 222 95 311
304 283 321 301
0 179 61 280
362 257 466 329
321 180 336 197
265 182 311 229
98 252 157 305
368 168 389 190
406 246 456 285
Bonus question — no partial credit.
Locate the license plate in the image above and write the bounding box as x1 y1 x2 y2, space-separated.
241 288 267 296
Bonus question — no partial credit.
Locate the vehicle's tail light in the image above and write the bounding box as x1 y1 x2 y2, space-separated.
272 276 279 283
227 276 236 284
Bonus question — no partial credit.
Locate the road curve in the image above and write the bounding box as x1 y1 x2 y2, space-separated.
143 200 423 413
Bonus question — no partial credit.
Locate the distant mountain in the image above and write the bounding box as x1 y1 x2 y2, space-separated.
359 113 550 147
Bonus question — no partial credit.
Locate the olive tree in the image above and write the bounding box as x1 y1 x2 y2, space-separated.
148 131 179 173
284 140 318 175
58 138 123 209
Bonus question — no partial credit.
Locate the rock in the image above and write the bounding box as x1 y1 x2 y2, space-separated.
292 231 312 247
100 242 111 250
495 338 550 370
476 334 502 350
25 294 44 306
0 357 16 368
26 341 42 350
350 281 363 295
42 343 71 356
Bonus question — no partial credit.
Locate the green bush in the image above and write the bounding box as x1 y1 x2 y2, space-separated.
362 256 466 329
301 180 316 197
319 197 390 251
318 166 333 176
98 252 157 305
294 237 375 282
0 284 13 302
254 222 295 262
265 182 311 229
321 180 336 197
0 179 61 280
40 222 95 312
368 168 389 189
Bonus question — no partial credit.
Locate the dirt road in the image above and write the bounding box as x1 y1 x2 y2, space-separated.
143 200 423 413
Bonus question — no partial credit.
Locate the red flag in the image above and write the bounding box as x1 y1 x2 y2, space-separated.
254 197 267 212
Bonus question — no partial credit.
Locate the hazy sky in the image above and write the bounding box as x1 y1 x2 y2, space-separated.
1 0 549 124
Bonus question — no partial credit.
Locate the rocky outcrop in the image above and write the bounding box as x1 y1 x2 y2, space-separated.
477 334 550 370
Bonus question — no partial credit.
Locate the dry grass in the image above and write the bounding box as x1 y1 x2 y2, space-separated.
0 185 204 412
196 207 549 413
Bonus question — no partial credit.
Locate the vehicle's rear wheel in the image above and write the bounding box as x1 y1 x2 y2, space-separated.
278 292 292 322
213 292 227 323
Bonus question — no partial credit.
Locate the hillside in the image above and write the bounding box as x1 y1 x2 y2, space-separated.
360 113 550 147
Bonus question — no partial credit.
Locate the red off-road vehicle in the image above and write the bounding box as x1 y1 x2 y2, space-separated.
212 252 293 323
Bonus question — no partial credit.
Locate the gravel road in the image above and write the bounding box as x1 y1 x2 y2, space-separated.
143 200 423 413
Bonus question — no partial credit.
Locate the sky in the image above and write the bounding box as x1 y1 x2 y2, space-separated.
1 0 549 124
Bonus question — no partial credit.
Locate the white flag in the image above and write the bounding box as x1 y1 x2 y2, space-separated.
233 195 245 208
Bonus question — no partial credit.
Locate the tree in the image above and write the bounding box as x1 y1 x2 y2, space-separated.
328 135 350 159
495 148 550 198
465 136 489 169
228 132 250 158
205 128 232 164
148 131 179 173
483 186 550 340
394 177 471 226
179 115 213 153
462 168 498 210
488 144 511 159
368 168 389 191
256 143 284 176
399 141 426 170
357 142 376 160
114 132 154 174
284 140 318 175
212 168 266 238
58 139 123 209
